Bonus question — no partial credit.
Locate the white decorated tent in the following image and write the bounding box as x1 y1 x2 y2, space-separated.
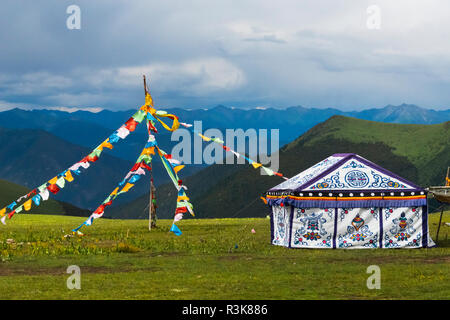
265 153 435 249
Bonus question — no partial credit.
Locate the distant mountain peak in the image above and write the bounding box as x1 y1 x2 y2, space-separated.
390 103 421 109
212 104 228 110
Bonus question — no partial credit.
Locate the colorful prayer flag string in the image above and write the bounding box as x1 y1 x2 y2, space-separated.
180 122 288 180
72 95 193 234
0 107 149 225
72 140 154 232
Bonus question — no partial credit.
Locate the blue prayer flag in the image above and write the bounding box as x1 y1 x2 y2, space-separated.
7 202 16 210
129 174 141 184
32 195 41 206
109 133 120 144
170 224 182 236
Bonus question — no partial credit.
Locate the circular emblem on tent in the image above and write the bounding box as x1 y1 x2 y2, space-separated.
315 182 329 189
387 181 400 188
345 170 369 188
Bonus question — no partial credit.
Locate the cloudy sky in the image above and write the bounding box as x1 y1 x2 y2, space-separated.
1 0 450 111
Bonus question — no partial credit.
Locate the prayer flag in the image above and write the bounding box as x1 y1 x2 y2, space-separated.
170 224 182 236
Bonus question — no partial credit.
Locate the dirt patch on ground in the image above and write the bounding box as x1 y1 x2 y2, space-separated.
148 252 183 258
0 266 125 276
414 256 450 264
327 255 450 265
0 265 162 277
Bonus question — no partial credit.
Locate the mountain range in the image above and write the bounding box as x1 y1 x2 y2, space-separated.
1 104 449 161
0 103 448 216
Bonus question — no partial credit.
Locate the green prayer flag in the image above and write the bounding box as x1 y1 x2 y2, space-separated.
90 148 102 158
132 110 147 123
138 154 152 163
262 166 275 176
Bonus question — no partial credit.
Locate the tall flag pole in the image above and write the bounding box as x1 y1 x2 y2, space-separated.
143 75 156 231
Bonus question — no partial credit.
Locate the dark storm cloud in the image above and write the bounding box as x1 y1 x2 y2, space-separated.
0 0 450 111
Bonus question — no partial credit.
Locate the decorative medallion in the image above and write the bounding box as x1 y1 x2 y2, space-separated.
345 170 369 188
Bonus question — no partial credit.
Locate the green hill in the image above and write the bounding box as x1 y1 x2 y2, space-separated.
0 179 89 217
108 116 450 219
292 115 450 185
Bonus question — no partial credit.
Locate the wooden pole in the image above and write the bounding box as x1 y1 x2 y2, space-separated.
435 206 444 243
143 75 154 231
446 167 450 186
149 172 154 231
143 75 149 95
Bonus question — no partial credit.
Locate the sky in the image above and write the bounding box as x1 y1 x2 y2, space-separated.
1 0 450 111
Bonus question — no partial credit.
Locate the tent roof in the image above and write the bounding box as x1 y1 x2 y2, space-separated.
270 153 423 192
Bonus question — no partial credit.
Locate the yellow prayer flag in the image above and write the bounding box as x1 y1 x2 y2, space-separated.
174 165 185 174
110 187 119 196
100 140 113 150
0 208 5 217
145 93 154 107
143 147 155 155
121 183 134 193
177 195 190 202
24 199 32 211
252 162 263 169
156 114 180 132
199 134 211 142
48 176 58 185
64 170 74 182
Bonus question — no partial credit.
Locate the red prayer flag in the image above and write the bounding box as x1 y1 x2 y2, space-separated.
125 118 138 132
94 204 106 215
8 210 15 219
47 184 60 194
27 189 37 197
86 155 99 162
81 155 98 163
104 200 113 207
175 207 188 214
147 122 158 133
139 162 152 171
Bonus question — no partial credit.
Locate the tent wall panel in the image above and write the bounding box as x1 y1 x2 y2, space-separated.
272 205 291 247
290 208 334 248
270 205 435 249
382 207 425 248
336 207 380 249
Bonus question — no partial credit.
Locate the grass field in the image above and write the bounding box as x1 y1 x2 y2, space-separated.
0 211 449 300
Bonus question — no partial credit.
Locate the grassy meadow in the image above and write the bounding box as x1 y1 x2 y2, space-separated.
0 211 449 300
